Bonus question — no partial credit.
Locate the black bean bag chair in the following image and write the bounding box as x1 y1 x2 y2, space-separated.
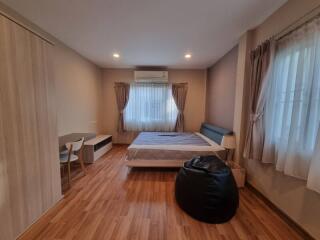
175 155 239 223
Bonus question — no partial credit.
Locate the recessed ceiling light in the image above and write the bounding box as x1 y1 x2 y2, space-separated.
185 53 192 59
113 53 120 58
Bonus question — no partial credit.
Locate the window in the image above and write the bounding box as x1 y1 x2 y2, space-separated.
124 83 178 131
263 18 320 185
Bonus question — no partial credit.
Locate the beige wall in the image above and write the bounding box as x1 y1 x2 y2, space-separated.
101 69 206 143
205 46 238 130
237 0 320 238
54 44 102 136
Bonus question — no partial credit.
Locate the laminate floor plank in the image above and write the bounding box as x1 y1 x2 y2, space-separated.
18 145 304 240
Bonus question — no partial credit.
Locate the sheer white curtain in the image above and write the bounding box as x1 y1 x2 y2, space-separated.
124 83 178 131
263 18 320 193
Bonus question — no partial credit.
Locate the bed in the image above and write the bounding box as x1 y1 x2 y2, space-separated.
125 123 233 167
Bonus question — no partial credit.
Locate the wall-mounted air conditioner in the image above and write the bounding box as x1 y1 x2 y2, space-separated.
134 71 168 83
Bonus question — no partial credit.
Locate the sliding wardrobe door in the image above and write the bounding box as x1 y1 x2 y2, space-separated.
0 14 61 239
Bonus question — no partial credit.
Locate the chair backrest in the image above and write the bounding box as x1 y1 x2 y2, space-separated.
66 137 84 152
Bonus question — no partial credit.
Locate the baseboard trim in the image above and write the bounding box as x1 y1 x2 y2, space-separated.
246 182 315 240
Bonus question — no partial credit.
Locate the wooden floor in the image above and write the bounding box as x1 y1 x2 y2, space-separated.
19 145 304 240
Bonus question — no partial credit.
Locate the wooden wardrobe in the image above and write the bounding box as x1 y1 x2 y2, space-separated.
0 13 62 239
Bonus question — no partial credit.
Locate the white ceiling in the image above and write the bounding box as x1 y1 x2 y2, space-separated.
2 0 287 69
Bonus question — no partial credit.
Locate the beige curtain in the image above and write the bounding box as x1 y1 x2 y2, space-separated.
114 82 130 132
172 83 188 132
243 40 274 160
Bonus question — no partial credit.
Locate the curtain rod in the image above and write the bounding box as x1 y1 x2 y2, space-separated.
273 4 320 41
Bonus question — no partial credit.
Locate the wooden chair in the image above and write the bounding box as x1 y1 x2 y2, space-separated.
60 137 86 187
